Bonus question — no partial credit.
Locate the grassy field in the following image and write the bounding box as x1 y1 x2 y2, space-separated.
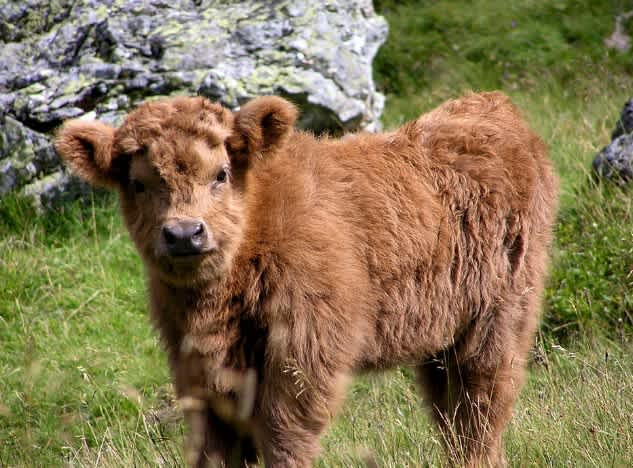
2 0 633 466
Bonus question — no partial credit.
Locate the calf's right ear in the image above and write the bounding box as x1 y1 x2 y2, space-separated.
54 120 120 188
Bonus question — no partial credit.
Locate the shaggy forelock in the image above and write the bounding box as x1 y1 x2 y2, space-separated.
114 96 234 157
113 96 233 186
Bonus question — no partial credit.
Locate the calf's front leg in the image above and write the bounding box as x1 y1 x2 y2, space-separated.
255 358 351 467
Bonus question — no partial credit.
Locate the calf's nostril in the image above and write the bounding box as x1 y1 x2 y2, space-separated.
161 220 208 256
190 224 206 249
162 226 177 244
192 223 204 237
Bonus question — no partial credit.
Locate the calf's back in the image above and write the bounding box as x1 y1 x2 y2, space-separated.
232 91 556 372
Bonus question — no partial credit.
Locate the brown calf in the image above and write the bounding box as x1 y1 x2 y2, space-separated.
55 92 558 467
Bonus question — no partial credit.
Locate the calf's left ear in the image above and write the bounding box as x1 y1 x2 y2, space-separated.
227 96 298 158
55 120 120 189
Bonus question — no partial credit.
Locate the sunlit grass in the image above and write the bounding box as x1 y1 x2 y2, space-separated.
320 339 633 467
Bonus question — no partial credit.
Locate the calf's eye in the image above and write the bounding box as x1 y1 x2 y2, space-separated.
215 169 227 184
132 179 145 193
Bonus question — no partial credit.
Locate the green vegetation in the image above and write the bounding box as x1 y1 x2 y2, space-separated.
321 342 633 467
1 0 632 465
0 194 177 465
374 0 633 97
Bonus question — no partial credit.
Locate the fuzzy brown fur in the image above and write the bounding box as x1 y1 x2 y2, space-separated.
55 92 558 467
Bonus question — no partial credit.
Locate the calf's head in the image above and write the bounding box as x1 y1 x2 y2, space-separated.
55 96 297 285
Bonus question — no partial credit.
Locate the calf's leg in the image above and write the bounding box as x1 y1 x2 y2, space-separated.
254 364 350 467
417 313 530 467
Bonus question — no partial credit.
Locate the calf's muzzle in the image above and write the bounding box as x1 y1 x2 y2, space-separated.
161 219 210 257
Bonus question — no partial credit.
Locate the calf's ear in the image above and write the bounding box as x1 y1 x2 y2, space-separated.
55 120 120 188
227 96 298 158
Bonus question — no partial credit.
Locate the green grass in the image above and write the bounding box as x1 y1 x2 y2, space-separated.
0 195 179 466
2 0 633 465
374 0 633 97
321 340 633 467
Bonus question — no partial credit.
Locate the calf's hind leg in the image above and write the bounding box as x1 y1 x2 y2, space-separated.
417 323 527 467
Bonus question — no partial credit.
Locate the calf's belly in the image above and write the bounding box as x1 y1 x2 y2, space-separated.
355 301 464 371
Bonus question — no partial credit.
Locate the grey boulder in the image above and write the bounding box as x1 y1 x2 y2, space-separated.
0 0 388 209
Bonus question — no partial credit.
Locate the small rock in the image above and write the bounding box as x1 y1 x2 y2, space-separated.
611 98 633 140
593 98 633 184
593 133 633 185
